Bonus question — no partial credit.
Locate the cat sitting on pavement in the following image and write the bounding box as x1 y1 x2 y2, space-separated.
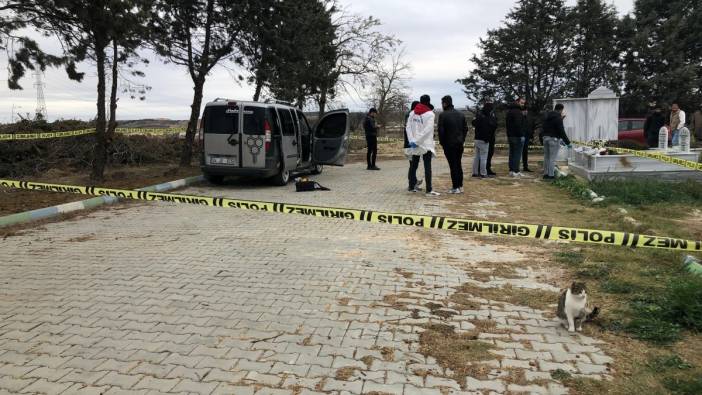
556 282 599 332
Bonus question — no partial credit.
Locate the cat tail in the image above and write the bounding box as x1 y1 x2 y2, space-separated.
585 307 600 322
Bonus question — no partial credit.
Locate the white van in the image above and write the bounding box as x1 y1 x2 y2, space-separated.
200 99 350 185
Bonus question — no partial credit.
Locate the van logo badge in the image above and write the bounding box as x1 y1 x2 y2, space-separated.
246 137 264 164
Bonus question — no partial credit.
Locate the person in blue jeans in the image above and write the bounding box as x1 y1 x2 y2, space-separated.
506 98 527 177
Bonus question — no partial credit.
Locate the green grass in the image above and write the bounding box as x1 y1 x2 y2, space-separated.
590 179 702 206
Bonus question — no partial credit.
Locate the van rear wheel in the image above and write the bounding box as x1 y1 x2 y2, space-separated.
204 173 224 185
271 163 290 186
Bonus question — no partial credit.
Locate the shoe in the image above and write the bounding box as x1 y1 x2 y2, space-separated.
426 191 441 197
408 187 421 192
472 174 480 178
523 168 533 173
509 171 518 178
543 175 555 180
487 171 497 176
516 172 524 177
480 175 488 179
447 188 460 194
459 187 464 193
487 174 497 178
370 166 381 171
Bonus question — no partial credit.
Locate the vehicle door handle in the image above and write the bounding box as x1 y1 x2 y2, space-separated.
228 136 239 146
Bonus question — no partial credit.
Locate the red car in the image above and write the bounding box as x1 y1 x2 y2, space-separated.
618 117 646 144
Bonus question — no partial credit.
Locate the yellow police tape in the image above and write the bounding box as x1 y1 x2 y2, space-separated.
1 179 700 252
0 128 185 141
573 141 702 172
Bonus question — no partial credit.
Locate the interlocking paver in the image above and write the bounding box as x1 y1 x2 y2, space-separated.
1 160 613 394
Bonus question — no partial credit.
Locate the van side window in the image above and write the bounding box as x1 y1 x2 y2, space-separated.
315 112 346 138
279 109 295 136
269 108 282 136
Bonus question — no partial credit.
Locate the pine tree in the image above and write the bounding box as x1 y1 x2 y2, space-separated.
566 0 622 97
457 0 571 111
622 0 702 114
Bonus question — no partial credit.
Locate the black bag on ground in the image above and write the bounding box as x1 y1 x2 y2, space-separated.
295 179 330 192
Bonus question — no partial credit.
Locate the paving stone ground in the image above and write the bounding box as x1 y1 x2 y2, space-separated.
1 159 612 394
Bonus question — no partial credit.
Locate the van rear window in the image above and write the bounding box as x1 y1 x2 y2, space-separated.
243 107 266 135
204 106 238 134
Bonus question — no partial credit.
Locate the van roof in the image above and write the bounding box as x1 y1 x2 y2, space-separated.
204 99 298 109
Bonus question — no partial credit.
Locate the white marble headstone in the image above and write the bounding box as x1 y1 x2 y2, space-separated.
554 87 619 142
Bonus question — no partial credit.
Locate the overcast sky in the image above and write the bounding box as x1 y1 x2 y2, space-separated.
0 0 634 123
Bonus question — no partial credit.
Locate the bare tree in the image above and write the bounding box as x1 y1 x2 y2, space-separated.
315 6 397 115
365 46 411 132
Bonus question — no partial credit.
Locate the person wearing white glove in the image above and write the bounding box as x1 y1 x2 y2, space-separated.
405 94 439 196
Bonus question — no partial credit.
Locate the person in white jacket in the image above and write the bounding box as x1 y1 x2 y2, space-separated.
405 95 439 196
670 102 686 147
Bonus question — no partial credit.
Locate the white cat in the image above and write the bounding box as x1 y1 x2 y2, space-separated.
556 282 598 332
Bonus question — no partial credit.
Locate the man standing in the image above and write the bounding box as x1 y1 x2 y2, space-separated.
506 97 527 177
438 95 468 194
521 106 536 172
670 102 686 147
644 104 666 148
542 104 571 180
690 104 702 145
406 95 439 196
363 108 380 170
472 102 496 178
482 101 498 177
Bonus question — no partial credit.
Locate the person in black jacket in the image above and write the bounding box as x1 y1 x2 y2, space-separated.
644 104 666 148
472 102 497 178
542 103 571 180
521 107 537 172
363 108 380 170
479 102 498 177
505 98 527 177
438 96 468 194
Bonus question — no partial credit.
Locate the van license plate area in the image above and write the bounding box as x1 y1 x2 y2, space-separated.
209 155 238 165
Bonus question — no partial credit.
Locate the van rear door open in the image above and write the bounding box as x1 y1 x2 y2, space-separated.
203 105 241 167
312 110 350 166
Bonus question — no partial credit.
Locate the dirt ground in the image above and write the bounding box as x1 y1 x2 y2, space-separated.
0 165 201 217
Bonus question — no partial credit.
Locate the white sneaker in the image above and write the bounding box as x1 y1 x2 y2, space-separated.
458 187 464 193
516 172 524 178
509 171 518 178
447 188 460 194
426 191 441 197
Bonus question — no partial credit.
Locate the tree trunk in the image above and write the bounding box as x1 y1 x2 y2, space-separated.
253 78 263 102
91 46 108 182
107 40 119 139
318 89 327 116
180 78 205 167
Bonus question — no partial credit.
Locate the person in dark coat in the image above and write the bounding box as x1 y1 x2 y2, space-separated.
542 104 571 180
472 102 496 178
363 108 380 170
521 107 537 172
505 98 527 177
438 95 468 194
481 102 498 177
644 104 666 148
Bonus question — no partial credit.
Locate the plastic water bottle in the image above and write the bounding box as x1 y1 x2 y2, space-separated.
658 126 668 150
679 127 691 152
684 255 702 276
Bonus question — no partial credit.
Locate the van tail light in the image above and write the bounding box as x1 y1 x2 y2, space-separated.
264 120 272 151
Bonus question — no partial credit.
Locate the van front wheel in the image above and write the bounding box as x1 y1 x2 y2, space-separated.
311 164 323 175
271 164 290 186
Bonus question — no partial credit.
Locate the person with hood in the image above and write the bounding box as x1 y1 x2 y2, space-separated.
363 108 380 170
472 102 496 178
689 104 702 145
406 95 439 196
438 95 468 194
644 104 666 148
542 103 571 180
505 97 527 177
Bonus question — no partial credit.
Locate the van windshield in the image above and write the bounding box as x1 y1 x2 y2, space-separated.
243 107 266 135
204 106 238 134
